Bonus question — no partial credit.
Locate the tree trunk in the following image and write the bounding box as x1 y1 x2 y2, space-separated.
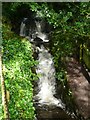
0 48 9 119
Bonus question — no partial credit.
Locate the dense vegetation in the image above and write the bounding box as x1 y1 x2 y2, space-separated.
1 2 90 119
2 2 90 70
2 18 38 119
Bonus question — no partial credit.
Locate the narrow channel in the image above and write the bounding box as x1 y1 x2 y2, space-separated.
20 16 77 120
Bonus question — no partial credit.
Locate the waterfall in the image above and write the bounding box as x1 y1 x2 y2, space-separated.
20 17 49 42
20 17 64 109
35 45 64 108
35 21 42 32
20 21 26 37
35 20 49 42
20 18 28 37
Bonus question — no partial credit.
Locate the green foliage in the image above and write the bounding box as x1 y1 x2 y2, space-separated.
2 2 90 38
2 20 38 119
2 1 90 91
1 3 90 120
2 2 90 84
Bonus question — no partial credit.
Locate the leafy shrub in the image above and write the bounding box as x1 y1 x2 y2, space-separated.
2 19 38 119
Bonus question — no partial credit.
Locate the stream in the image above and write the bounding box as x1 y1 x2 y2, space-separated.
20 16 77 120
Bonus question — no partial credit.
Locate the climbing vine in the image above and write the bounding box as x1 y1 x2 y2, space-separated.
2 18 38 119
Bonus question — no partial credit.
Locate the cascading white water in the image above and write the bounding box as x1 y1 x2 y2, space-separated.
35 21 49 42
20 17 49 42
35 21 42 32
20 22 26 36
20 18 27 37
20 17 64 108
35 45 64 108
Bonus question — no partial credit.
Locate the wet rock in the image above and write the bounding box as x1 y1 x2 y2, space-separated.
34 104 77 120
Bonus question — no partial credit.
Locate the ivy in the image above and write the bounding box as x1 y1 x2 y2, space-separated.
2 20 38 119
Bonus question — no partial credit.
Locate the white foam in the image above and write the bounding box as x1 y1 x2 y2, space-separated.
36 45 64 108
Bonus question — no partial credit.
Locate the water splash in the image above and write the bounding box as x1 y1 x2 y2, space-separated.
35 45 64 108
20 17 64 109
35 20 49 42
20 17 49 43
20 19 26 37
